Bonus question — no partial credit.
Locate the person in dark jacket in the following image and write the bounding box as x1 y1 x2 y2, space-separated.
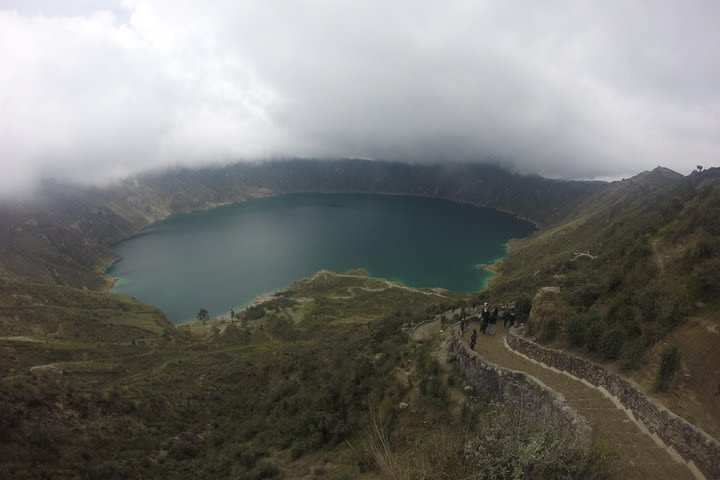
487 307 499 335
470 329 478 350
480 306 490 335
509 309 516 327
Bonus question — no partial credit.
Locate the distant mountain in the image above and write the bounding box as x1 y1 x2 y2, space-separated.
0 159 604 289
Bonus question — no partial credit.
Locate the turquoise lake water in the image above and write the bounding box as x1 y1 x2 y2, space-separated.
109 193 536 323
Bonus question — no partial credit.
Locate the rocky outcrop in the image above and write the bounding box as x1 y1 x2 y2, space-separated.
507 330 720 480
447 331 592 446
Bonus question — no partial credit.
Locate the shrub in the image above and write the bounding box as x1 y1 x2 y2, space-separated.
599 328 624 360
539 318 559 344
515 295 532 322
585 322 604 352
566 315 589 347
463 403 613 480
655 345 681 392
605 269 623 292
620 343 644 371
693 258 720 296
232 461 282 480
374 312 410 344
266 315 299 341
568 283 600 310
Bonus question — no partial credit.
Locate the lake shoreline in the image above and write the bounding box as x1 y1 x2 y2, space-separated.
106 193 537 323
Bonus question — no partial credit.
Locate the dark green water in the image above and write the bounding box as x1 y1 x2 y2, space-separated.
109 193 535 323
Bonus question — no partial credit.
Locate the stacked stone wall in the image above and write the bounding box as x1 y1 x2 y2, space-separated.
507 331 720 480
447 332 592 446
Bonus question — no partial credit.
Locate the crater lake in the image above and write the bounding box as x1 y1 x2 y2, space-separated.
109 193 536 323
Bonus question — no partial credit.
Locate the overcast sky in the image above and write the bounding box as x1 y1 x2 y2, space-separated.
1 0 718 193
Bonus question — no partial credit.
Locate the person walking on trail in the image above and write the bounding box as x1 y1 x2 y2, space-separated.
508 309 516 328
470 329 478 350
487 307 499 335
480 304 490 335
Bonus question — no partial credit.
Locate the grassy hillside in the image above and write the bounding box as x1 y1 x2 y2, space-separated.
0 271 611 479
0 278 175 344
487 166 720 436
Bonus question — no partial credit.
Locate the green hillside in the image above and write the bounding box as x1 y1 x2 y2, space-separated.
487 166 720 434
492 166 720 338
0 271 612 479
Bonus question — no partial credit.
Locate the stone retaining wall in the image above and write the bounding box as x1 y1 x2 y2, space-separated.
507 330 720 480
447 331 592 446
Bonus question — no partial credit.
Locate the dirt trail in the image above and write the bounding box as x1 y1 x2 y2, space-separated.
460 321 698 480
328 286 389 299
307 270 449 298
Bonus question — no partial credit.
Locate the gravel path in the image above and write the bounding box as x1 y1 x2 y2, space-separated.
460 321 698 480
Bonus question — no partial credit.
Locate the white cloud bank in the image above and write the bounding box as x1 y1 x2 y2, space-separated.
0 0 718 193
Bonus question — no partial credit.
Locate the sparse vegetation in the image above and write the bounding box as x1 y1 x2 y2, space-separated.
516 294 532 322
620 342 645 371
585 321 604 353
567 316 588 347
0 272 473 479
599 328 624 360
539 317 559 344
366 401 614 480
656 345 681 392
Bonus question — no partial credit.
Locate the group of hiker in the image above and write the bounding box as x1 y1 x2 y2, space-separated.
458 302 518 351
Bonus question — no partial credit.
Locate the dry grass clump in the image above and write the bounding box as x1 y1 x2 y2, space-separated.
364 401 614 480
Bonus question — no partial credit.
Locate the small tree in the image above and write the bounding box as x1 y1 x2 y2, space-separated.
196 308 210 325
515 295 532 322
696 165 704 173
656 345 681 392
539 318 559 344
585 321 604 352
566 316 587 347
599 328 624 360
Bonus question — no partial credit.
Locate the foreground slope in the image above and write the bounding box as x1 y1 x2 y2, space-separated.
459 323 695 480
1 271 613 479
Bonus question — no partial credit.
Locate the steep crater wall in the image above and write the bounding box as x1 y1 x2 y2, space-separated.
507 330 720 480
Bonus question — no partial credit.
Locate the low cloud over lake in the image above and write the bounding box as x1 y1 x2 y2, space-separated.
1 0 718 193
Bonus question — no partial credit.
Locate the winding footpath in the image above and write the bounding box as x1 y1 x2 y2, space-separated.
459 321 698 480
307 270 449 298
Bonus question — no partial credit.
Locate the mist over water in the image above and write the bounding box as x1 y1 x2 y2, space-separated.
109 193 535 323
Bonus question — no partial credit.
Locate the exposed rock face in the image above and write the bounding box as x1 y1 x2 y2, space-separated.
507 331 720 480
447 331 592 447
